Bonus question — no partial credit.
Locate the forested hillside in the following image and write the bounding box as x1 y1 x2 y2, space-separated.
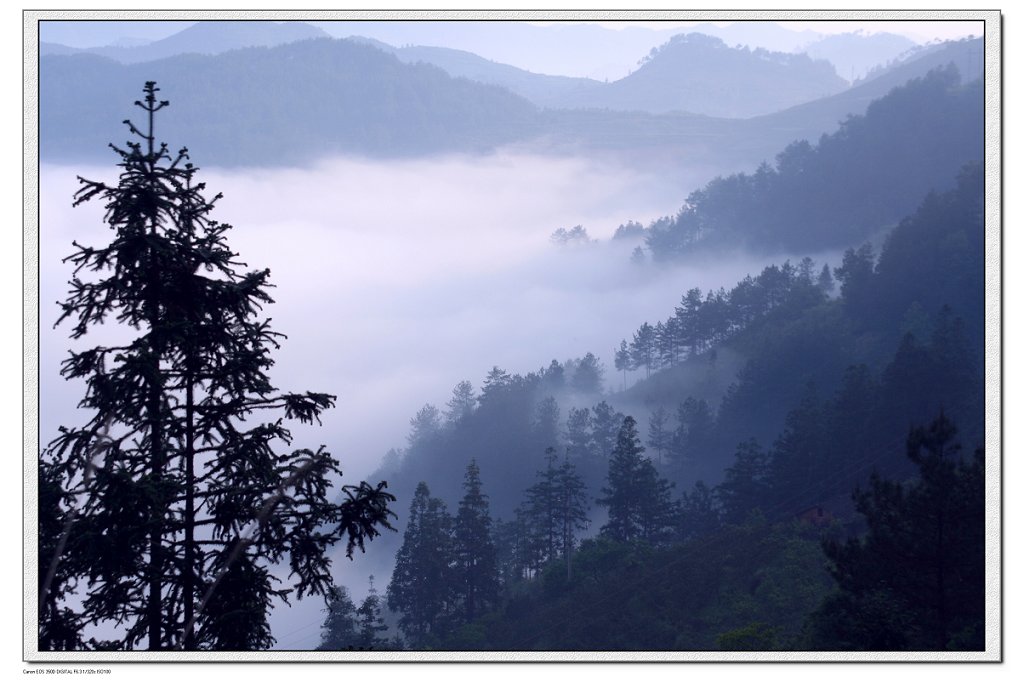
643 66 982 257
327 163 984 650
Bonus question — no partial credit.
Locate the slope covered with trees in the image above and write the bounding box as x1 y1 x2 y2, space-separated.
338 142 985 651
644 66 982 257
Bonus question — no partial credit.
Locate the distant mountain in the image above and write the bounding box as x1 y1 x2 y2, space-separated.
316 20 681 81
684 21 823 52
803 31 918 81
544 33 847 118
41 20 328 63
745 37 983 152
38 33 982 177
645 65 982 257
316 20 837 81
39 41 80 57
369 33 847 119
359 40 606 110
40 38 541 166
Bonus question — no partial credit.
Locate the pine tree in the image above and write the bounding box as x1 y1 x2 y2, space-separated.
554 451 590 578
387 482 453 645
591 401 624 460
614 339 633 389
39 82 395 651
444 380 476 426
408 404 442 448
716 440 770 524
317 585 360 650
646 407 671 465
532 396 561 452
667 398 714 481
519 448 561 566
564 407 593 461
452 460 499 623
355 576 390 650
517 447 590 578
597 416 676 544
629 322 658 378
571 352 604 394
810 414 984 650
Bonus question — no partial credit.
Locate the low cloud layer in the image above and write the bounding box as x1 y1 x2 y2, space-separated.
39 150 782 648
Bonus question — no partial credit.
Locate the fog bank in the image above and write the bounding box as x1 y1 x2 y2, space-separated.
40 150 786 648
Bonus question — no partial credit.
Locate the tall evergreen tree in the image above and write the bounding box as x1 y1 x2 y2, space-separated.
716 440 770 524
565 407 594 461
355 576 390 650
519 447 590 571
39 82 395 651
591 401 625 461
768 385 827 512
630 322 658 378
571 352 604 394
532 396 561 452
667 398 715 482
597 416 677 544
452 460 499 623
614 339 633 390
317 585 360 650
554 452 591 578
647 407 672 465
444 380 476 426
408 404 442 449
387 482 453 646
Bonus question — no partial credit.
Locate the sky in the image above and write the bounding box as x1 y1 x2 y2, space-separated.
39 17 981 50
12 3 1018 676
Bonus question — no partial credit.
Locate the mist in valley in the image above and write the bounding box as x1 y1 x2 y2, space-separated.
40 151 796 648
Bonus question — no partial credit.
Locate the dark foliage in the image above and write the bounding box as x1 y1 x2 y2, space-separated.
807 414 985 650
39 83 395 651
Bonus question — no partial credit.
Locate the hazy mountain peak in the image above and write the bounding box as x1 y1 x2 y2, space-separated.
590 33 848 118
802 31 918 81
56 20 331 64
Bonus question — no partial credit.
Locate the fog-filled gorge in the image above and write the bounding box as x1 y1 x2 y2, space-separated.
41 152 792 648
42 152 742 480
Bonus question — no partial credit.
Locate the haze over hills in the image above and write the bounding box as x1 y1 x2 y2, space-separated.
40 19 927 83
39 20 329 62
365 33 845 118
803 30 918 81
741 37 983 153
39 38 541 166
39 31 982 181
542 33 847 117
316 20 916 81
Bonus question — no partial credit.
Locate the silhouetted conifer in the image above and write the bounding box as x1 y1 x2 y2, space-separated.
40 82 395 651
